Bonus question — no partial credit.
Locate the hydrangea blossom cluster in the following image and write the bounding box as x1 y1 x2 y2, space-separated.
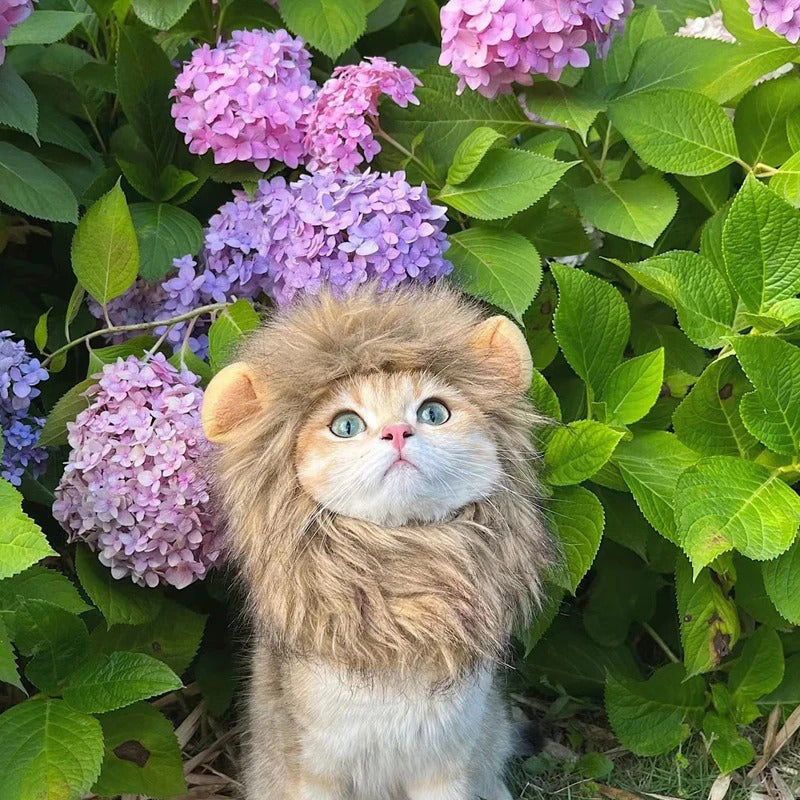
0 331 48 486
53 354 221 589
439 0 633 98
170 28 316 170
305 58 421 173
749 0 800 42
0 0 33 65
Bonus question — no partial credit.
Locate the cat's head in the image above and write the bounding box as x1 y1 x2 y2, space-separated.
201 285 534 528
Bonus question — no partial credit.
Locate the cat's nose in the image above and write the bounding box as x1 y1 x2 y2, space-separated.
381 423 414 452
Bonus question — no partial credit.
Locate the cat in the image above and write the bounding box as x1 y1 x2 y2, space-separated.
202 283 552 800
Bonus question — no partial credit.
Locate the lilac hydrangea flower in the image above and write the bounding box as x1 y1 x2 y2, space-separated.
439 0 633 98
305 58 421 173
0 0 33 65
170 28 317 170
53 354 222 589
0 331 48 486
749 0 800 42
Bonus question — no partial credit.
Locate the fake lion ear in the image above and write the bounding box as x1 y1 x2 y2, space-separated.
471 315 533 392
202 362 271 443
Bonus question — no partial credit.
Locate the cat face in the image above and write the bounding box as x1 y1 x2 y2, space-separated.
296 372 502 526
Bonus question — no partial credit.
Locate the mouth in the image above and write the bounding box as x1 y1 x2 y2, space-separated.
383 456 418 477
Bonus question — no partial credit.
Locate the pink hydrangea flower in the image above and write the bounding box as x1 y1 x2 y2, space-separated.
305 57 421 173
439 0 633 98
0 0 34 65
170 28 317 170
53 354 222 590
749 0 800 42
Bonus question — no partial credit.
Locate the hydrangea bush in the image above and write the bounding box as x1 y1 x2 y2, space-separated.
1 1 800 798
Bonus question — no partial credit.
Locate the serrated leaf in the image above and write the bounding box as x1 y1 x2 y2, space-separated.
93 702 187 798
87 336 156 377
551 263 630 395
438 149 575 220
676 556 740 677
0 479 56 580
723 175 800 313
208 299 260 373
0 63 38 139
38 378 94 447
0 566 90 624
732 335 800 455
608 89 739 176
0 618 21 690
675 456 800 574
0 141 78 223
131 0 194 28
72 181 139 305
677 168 732 214
734 554 789 629
63 651 181 713
33 308 49 353
0 698 104 800
673 358 759 458
770 150 800 207
75 546 163 628
547 485 604 593
37 104 95 160
5 10 89 45
446 127 504 185
280 0 366 58
529 368 561 422
447 227 541 322
613 431 700 543
730 625 784 702
601 349 664 425
574 174 677 246
703 712 756 773
519 583 563 656
763 540 800 624
523 83 604 140
605 663 706 756
545 420 624 486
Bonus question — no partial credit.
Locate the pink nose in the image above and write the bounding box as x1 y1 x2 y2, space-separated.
381 423 414 452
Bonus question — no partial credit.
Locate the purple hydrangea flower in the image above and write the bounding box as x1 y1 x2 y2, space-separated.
0 331 48 486
170 28 317 170
749 0 800 42
53 354 222 589
439 0 633 98
0 0 33 65
305 58 421 173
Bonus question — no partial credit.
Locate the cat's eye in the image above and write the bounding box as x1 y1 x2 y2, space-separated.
329 411 366 438
417 400 450 426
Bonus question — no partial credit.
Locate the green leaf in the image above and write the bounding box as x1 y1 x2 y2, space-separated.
676 556 740 677
0 479 56 580
90 600 207 674
723 175 800 313
734 554 789 628
677 168 732 214
576 752 615 780
131 0 194 28
195 649 237 717
675 456 800 574
734 75 800 168
208 299 260 373
75 546 163 628
764 652 800 705
33 308 49 353
72 181 139 306
608 89 739 176
546 485 604 593
732 335 800 455
612 431 700 543
438 149 575 221
38 378 94 447
551 263 631 395
519 583 563 656
4 10 89 45
0 698 104 800
446 127 504 185
93 702 187 798
0 141 78 223
0 566 90 624
770 150 800 207
118 158 198 203
703 712 756 773
0 63 38 139
763 540 800 624
673 358 759 458
63 652 181 713
129 202 203 282
529 368 561 422
13 599 90 691
605 663 706 756
601 349 664 425
447 227 542 322
544 421 624 487
574 174 677 246
280 0 366 58
0 618 21 690
730 625 784 702
523 84 604 141
87 336 157 377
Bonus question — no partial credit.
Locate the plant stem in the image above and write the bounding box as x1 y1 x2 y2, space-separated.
42 303 227 368
599 123 613 173
83 105 107 155
642 622 679 664
568 131 602 182
375 127 442 189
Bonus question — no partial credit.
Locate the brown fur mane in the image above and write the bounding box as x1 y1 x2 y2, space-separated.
212 283 552 679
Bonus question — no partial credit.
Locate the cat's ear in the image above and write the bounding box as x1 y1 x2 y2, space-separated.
472 316 532 391
202 362 271 443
